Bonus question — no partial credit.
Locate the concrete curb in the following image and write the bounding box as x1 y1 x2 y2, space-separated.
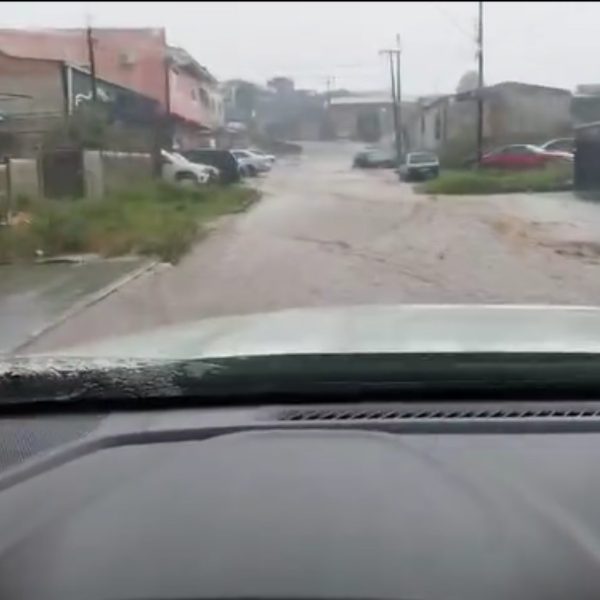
11 259 159 355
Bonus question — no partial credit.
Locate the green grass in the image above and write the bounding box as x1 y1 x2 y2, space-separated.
419 165 573 196
0 182 260 265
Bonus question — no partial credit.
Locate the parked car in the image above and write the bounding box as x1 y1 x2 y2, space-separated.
352 148 396 169
398 152 440 181
181 149 241 184
480 144 573 170
231 149 272 177
540 137 575 154
161 150 217 185
248 148 277 165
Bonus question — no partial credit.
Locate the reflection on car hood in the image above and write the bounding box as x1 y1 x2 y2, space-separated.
37 304 600 360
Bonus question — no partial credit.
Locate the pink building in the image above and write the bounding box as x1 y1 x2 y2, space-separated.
0 28 223 147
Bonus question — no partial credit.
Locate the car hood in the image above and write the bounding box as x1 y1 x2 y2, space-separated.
34 304 600 360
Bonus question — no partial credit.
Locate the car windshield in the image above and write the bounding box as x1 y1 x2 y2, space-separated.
0 1 596 394
408 152 437 164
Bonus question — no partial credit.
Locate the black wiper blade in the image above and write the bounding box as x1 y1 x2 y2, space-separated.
2 353 600 408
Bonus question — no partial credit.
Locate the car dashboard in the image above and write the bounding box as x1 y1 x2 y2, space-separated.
1 400 600 600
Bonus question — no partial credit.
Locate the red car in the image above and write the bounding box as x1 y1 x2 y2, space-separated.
480 144 573 170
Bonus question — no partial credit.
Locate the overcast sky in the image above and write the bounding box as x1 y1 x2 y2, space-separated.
2 2 597 95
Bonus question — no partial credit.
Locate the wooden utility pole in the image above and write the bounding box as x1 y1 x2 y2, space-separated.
395 34 402 157
476 0 484 164
379 47 401 163
86 22 98 102
325 75 336 108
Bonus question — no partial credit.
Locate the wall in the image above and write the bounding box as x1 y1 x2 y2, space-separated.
330 104 389 139
82 150 152 198
9 157 40 201
0 52 64 119
494 85 571 139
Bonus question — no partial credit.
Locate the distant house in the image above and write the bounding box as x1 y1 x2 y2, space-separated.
329 92 418 144
407 82 572 153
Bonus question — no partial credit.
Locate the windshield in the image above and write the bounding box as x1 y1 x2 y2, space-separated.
408 152 438 164
0 1 595 380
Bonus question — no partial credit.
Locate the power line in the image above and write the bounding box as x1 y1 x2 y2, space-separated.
431 2 474 40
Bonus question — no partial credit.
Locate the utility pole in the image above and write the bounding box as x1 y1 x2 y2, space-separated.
325 75 336 108
85 17 98 102
395 34 402 157
476 0 484 165
379 47 401 163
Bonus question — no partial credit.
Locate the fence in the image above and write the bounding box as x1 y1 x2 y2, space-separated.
0 150 154 211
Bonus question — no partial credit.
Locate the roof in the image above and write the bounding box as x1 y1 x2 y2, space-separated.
330 92 418 107
166 46 217 84
455 81 571 102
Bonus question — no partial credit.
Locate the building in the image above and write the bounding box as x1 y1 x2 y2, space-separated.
222 77 327 141
408 82 572 153
328 92 418 144
0 28 223 151
0 50 164 155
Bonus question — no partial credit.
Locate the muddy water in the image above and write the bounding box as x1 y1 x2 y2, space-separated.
23 142 600 352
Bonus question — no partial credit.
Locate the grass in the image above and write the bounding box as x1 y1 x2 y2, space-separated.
418 165 573 196
0 181 260 265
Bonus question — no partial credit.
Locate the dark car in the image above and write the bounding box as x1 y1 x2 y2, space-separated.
181 149 241 184
352 148 396 169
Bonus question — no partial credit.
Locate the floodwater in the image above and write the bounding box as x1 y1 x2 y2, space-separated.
18 141 600 353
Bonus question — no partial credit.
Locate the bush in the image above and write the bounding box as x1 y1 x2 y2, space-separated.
0 182 259 264
420 165 573 195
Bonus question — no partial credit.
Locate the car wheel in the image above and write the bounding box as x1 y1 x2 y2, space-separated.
247 165 258 177
175 172 199 187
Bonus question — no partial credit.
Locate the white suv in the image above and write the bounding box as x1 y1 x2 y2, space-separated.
161 150 219 185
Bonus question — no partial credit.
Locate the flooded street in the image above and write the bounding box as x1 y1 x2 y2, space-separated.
23 142 600 353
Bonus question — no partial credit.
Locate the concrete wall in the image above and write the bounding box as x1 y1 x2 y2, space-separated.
83 150 152 199
9 157 40 201
492 85 571 139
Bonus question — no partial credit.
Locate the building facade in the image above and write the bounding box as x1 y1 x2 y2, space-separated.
0 28 223 151
408 82 572 153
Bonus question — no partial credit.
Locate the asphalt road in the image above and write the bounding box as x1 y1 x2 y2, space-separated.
22 141 600 353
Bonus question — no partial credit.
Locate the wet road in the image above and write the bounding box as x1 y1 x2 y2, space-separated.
23 142 600 353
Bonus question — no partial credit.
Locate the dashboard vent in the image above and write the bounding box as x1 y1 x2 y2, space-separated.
278 406 600 422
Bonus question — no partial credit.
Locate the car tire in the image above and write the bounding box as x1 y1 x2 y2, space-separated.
175 172 199 187
247 165 258 177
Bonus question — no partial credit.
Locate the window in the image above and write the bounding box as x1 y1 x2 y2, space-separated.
199 88 210 107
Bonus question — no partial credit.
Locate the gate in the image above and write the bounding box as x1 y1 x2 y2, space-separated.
574 122 600 192
41 149 84 199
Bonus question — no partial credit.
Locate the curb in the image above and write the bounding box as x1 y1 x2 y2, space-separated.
11 259 159 355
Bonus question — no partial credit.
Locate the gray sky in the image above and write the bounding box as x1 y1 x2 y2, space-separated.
2 2 597 95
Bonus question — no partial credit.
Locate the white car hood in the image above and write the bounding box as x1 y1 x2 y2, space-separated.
40 304 600 360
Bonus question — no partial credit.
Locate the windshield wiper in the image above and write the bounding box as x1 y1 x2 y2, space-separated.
2 352 600 409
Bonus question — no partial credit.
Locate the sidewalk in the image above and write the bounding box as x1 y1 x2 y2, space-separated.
0 257 153 354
